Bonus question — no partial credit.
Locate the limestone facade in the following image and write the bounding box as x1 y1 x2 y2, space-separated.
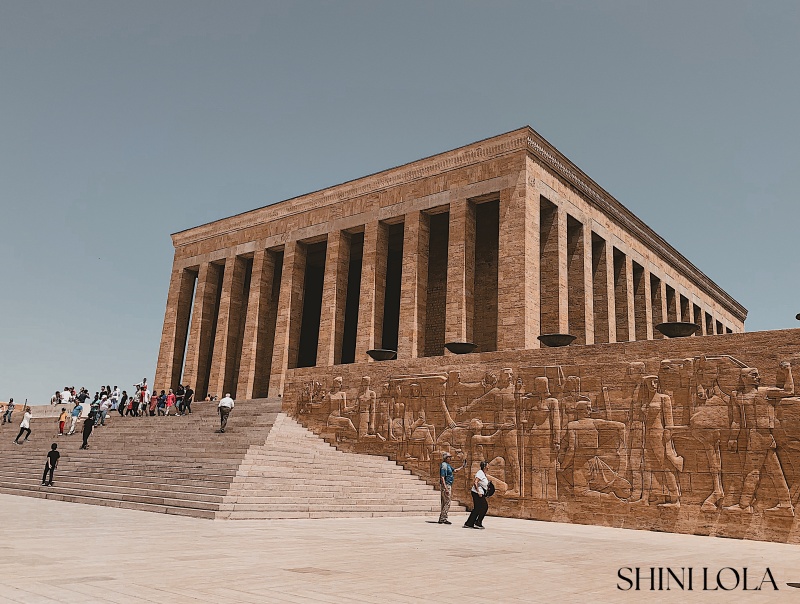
155 126 747 400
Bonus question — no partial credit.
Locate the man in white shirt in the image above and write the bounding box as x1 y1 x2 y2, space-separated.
217 394 234 433
60 388 71 407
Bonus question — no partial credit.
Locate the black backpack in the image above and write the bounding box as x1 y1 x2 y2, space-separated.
485 481 495 497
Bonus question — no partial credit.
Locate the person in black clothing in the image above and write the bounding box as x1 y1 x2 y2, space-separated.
175 384 185 415
182 385 194 415
42 443 60 486
118 390 127 417
80 411 95 449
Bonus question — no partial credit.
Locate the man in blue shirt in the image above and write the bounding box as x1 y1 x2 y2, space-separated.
438 451 465 524
67 403 83 436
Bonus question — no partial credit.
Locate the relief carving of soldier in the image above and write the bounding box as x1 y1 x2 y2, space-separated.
725 367 794 516
559 400 631 502
325 376 357 441
632 375 682 508
521 376 561 500
459 368 521 497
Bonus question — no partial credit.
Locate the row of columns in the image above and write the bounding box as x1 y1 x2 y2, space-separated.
156 188 734 399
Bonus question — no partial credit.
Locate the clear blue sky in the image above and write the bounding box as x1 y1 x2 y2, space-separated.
2 1 799 405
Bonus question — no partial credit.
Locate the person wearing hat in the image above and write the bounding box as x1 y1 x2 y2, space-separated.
438 451 466 524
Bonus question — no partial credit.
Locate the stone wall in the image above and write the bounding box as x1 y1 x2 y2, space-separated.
285 329 800 543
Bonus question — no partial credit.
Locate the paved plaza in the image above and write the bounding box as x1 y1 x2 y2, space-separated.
2 494 800 602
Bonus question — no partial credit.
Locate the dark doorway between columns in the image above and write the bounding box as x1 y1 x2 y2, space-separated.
296 241 327 368
340 233 364 364
424 212 449 357
591 234 609 344
650 274 663 339
198 263 225 398
612 248 629 342
473 200 499 352
666 285 677 322
227 257 253 397
381 223 405 353
693 303 703 333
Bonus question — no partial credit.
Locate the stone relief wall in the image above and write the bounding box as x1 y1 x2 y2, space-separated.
284 329 800 543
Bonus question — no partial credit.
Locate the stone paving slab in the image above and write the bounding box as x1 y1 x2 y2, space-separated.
2 493 800 602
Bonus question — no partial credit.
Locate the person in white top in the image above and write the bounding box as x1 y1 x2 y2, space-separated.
14 407 32 444
217 394 234 433
60 388 71 406
463 461 490 529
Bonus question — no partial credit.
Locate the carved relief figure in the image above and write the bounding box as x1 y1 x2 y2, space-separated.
522 376 561 500
626 362 647 501
460 368 521 497
325 377 357 441
559 400 631 502
633 375 682 508
725 367 794 516
689 355 747 511
405 382 436 461
356 376 384 441
659 358 695 426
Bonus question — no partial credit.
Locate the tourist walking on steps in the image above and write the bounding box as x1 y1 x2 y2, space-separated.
438 452 466 524
182 385 194 415
2 398 14 424
80 410 95 449
163 389 177 417
463 461 490 529
67 402 83 436
57 408 67 436
42 443 59 486
217 394 234 433
14 406 32 444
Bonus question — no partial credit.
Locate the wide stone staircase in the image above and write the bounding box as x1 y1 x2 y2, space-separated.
0 399 450 519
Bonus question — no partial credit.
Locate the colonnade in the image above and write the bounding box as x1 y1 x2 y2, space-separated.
155 192 737 400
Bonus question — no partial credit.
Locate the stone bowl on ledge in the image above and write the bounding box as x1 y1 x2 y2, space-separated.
655 322 701 338
444 341 478 355
537 333 577 347
366 349 397 361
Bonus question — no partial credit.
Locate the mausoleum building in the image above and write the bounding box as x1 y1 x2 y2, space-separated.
154 126 747 400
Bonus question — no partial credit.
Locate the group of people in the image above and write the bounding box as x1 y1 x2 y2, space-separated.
438 452 492 528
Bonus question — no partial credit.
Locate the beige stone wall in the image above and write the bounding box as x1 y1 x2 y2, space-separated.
285 329 800 544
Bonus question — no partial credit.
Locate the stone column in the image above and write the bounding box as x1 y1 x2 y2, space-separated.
605 241 617 343
182 261 223 400
582 223 595 345
269 241 307 396
208 256 248 399
660 279 670 324
398 211 429 358
557 206 569 334
498 166 539 350
154 265 196 392
445 197 475 346
644 269 654 340
237 249 278 400
317 230 351 366
355 221 389 360
625 256 636 342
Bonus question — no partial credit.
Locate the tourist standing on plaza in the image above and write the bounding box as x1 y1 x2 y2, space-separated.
41 443 60 486
463 461 490 529
2 398 14 424
217 394 234 433
80 410 95 449
438 452 466 525
57 408 67 436
14 406 32 444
